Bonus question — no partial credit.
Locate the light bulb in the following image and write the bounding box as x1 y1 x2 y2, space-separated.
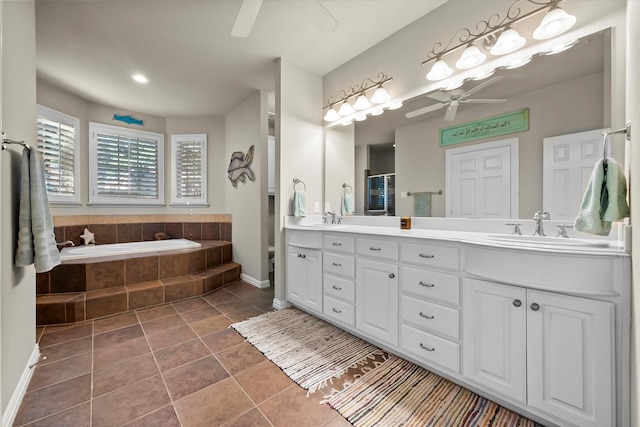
426 59 453 81
533 6 576 40
490 28 526 55
456 45 486 70
353 94 372 110
324 107 340 121
370 86 391 103
338 101 355 116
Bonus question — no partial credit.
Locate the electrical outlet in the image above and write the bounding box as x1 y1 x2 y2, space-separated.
401 191 408 199
325 202 331 212
314 202 320 213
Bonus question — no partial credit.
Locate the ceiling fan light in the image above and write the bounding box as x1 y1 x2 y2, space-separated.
338 101 355 116
504 56 532 69
353 94 372 110
426 59 453 81
533 6 576 40
324 107 340 121
490 28 526 55
456 45 486 70
370 86 391 104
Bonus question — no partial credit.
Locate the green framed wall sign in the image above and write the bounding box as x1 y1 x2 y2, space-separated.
440 108 529 146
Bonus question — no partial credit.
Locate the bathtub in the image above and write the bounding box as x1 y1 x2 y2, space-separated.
59 239 201 261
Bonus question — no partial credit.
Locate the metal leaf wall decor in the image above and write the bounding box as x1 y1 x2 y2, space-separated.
227 145 255 187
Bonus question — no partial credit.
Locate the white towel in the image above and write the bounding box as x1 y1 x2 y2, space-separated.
293 190 306 218
574 157 629 235
15 148 60 273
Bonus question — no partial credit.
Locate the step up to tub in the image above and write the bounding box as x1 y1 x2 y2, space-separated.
35 240 242 325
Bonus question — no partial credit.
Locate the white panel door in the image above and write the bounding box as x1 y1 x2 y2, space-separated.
446 139 518 218
462 279 526 402
356 258 399 346
527 290 614 427
543 129 604 221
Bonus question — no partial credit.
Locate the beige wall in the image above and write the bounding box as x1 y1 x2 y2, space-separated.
1 0 38 421
394 72 604 218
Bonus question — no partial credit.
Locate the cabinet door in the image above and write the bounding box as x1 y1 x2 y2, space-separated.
462 279 526 403
286 246 322 313
527 290 614 427
356 258 398 346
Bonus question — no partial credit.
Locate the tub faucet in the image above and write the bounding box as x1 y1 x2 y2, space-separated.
56 240 74 248
533 211 550 236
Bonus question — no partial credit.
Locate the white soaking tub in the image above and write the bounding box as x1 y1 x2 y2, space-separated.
59 239 201 261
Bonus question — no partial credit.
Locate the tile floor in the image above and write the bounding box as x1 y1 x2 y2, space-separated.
16 281 351 427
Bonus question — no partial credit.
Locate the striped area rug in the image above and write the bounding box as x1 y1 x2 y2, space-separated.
328 356 536 427
231 308 386 393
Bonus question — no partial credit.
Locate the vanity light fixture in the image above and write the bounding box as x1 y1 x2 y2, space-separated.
421 0 577 81
386 101 403 110
131 73 148 84
471 68 495 81
354 113 368 121
442 80 464 91
504 55 532 69
542 39 578 55
323 72 393 123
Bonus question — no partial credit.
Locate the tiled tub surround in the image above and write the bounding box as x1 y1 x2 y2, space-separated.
36 241 241 325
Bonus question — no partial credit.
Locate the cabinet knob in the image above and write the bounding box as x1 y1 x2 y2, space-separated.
419 343 435 352
530 303 540 311
389 273 395 279
419 253 435 259
513 299 522 307
419 281 435 288
332 308 342 314
419 312 435 320
300 254 306 259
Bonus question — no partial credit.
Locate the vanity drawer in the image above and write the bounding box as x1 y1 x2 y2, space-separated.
401 266 460 306
323 296 355 327
400 295 459 340
357 238 398 261
324 235 355 254
324 275 355 303
323 253 355 278
400 243 459 271
400 324 460 373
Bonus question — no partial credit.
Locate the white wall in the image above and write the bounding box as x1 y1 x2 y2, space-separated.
1 0 38 421
274 58 323 303
225 91 270 286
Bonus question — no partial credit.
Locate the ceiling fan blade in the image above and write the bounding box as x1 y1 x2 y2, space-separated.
426 91 451 102
444 102 459 121
459 75 503 99
231 0 263 38
461 98 508 103
405 103 447 119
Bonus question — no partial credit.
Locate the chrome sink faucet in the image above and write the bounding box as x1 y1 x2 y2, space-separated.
533 211 550 236
326 211 337 224
56 240 75 248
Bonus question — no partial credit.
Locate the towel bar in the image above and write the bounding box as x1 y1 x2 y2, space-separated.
293 178 306 191
2 137 32 151
407 190 442 196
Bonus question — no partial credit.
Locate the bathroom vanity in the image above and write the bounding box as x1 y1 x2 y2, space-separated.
285 219 630 427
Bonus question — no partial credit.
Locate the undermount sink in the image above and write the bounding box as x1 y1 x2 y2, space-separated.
484 234 611 248
295 223 345 230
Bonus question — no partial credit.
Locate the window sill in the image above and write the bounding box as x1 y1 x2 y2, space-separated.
86 203 166 208
169 203 210 208
49 201 82 207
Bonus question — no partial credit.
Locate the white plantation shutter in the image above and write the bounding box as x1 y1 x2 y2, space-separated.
36 105 80 204
171 134 207 205
89 123 165 205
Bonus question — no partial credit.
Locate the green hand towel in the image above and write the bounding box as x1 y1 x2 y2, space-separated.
341 194 354 216
293 191 306 218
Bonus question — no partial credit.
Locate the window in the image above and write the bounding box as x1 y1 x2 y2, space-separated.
36 105 80 204
89 122 165 205
171 134 207 206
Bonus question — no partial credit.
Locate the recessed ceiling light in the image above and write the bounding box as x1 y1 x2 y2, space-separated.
131 74 149 84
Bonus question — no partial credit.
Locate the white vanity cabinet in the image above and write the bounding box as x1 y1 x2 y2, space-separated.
463 278 614 427
286 230 323 314
323 234 356 327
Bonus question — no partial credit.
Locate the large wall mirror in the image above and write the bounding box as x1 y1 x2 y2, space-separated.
326 28 617 221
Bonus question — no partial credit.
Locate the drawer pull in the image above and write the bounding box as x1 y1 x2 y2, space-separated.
332 242 342 246
419 253 435 259
419 312 435 320
369 247 382 251
297 254 306 259
419 343 435 352
419 281 435 288
332 262 342 267
332 308 342 314
332 285 342 291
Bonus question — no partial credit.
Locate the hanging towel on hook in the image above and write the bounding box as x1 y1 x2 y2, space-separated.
15 148 60 273
293 190 306 218
574 157 629 235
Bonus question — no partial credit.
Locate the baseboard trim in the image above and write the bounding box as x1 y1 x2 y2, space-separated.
241 273 271 289
272 298 292 310
3 344 40 427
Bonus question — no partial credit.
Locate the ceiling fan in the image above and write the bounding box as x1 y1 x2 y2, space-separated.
405 76 507 122
231 0 338 38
